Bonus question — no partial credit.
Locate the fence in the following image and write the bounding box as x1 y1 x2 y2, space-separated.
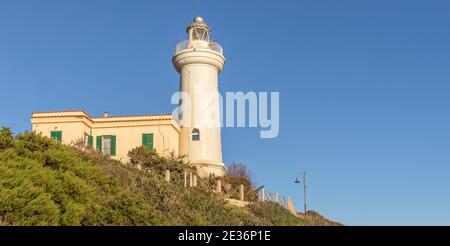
62 138 299 214
162 169 299 216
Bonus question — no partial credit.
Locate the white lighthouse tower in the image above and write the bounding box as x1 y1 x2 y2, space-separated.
173 16 226 177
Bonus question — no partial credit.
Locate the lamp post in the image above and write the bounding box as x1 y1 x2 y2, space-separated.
294 171 307 216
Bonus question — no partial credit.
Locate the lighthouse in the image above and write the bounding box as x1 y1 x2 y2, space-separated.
173 16 226 177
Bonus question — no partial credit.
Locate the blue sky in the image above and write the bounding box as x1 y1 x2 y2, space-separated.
1 0 449 225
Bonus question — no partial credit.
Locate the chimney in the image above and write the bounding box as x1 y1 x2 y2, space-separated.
103 112 109 118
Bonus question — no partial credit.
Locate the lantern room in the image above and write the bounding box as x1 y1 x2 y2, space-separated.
187 16 211 48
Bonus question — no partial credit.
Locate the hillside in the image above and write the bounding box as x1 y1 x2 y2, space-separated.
0 127 339 226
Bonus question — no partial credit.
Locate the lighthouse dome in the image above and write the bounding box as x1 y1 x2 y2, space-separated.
186 16 211 33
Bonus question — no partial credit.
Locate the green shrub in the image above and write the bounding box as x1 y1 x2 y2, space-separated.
0 127 14 150
128 146 194 175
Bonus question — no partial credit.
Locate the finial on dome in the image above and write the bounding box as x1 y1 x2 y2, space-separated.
194 16 204 23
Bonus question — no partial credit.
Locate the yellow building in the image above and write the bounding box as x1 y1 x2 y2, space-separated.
31 16 226 177
31 110 180 162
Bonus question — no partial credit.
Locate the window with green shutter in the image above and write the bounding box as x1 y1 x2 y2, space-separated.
110 135 116 156
84 133 93 148
142 133 154 151
50 131 62 143
96 135 116 156
96 136 102 151
87 135 93 148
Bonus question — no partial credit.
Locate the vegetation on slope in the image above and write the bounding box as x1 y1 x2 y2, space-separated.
298 211 342 226
0 127 338 226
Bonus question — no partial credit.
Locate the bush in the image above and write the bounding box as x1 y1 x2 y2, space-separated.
128 146 195 175
0 127 14 150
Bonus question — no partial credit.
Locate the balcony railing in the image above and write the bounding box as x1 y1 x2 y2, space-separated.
210 42 223 54
175 40 224 55
175 40 189 52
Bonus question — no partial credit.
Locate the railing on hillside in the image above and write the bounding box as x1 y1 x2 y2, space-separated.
161 169 298 216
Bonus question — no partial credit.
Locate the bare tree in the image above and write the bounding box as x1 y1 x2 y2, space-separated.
224 162 256 191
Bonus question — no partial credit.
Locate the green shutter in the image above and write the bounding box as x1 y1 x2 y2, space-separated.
110 135 116 156
56 131 62 142
51 131 62 143
142 133 153 151
87 135 93 148
96 136 102 151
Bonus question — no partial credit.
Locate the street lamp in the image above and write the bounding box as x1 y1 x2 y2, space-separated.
294 171 307 216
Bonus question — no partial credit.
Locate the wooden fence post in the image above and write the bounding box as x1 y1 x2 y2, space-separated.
239 185 244 201
193 175 197 187
189 172 193 187
275 192 279 203
216 180 222 193
287 196 296 215
266 192 272 201
259 188 265 202
165 170 170 182
184 171 187 188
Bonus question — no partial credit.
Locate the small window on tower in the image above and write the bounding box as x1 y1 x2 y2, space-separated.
192 129 200 141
